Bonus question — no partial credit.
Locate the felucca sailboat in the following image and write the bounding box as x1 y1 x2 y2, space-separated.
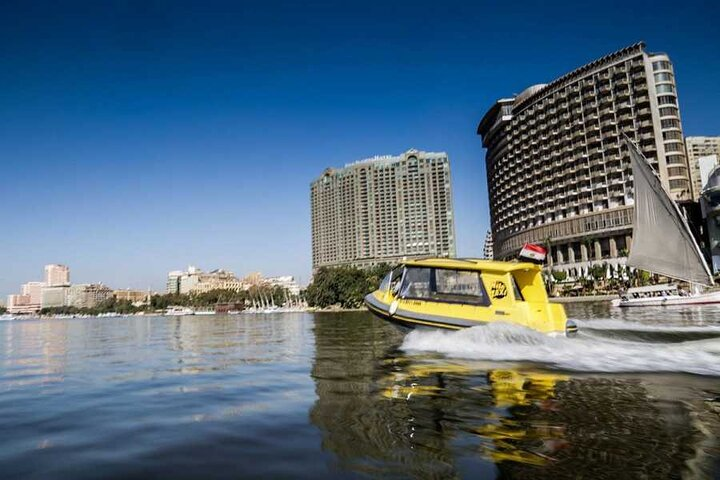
615 138 720 306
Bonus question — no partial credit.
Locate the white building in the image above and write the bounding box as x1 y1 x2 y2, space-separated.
167 266 243 294
266 276 301 296
482 230 493 260
6 294 37 314
41 286 69 308
67 284 114 309
44 264 70 286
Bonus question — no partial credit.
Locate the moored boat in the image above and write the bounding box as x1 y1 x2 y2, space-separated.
364 257 576 337
165 306 195 316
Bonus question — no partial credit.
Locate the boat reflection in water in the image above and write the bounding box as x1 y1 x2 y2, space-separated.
310 312 718 479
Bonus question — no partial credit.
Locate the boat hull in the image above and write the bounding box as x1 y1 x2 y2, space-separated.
614 290 720 307
365 295 463 331
364 293 576 337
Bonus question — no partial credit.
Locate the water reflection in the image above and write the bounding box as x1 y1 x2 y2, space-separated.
310 312 720 479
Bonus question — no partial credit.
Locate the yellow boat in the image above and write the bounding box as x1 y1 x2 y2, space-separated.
364 258 576 337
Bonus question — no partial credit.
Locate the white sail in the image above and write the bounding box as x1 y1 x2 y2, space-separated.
625 138 714 286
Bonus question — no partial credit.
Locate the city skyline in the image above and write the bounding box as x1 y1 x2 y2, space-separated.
2 1 720 298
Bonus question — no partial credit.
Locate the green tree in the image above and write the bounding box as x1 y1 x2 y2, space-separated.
551 270 567 282
305 264 394 309
0 306 7 314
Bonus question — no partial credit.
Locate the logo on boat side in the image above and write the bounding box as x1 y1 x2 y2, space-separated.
491 281 507 299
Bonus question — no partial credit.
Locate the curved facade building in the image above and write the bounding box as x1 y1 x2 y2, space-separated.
477 43 691 275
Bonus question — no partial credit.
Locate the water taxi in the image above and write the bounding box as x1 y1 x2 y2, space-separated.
365 257 576 337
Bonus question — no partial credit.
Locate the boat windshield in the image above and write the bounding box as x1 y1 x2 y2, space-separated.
398 267 490 306
379 267 404 293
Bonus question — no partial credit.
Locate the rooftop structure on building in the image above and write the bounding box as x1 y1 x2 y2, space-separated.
477 42 690 279
311 149 456 269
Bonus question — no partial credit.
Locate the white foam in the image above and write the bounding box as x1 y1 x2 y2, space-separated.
574 319 720 333
401 323 720 376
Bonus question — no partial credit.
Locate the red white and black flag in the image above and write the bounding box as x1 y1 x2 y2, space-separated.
519 243 547 263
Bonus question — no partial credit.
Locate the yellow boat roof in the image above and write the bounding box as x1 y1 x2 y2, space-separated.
402 258 541 273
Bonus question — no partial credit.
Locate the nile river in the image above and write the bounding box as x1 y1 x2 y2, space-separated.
1 305 719 479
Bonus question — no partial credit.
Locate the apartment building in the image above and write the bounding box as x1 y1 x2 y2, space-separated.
311 149 455 269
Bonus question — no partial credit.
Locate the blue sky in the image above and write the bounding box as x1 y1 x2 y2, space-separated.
2 0 719 297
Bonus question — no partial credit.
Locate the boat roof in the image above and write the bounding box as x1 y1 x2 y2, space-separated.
627 284 678 294
402 258 541 273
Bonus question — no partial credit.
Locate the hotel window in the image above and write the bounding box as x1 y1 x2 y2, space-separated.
656 84 675 94
669 179 688 190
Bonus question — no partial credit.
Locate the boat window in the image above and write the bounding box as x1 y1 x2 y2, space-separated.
379 267 403 293
433 269 489 305
400 267 432 298
399 267 490 306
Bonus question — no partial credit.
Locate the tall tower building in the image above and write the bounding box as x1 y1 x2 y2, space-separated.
477 43 690 277
311 149 456 269
686 136 720 199
44 264 70 286
482 230 494 260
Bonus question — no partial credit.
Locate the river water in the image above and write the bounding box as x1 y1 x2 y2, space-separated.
1 305 719 479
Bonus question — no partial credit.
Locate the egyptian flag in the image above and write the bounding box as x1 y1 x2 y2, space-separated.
519 243 547 263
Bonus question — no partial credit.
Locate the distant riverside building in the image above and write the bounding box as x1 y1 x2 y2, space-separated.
482 230 494 260
44 264 70 286
266 276 301 296
310 149 456 269
166 270 183 294
67 284 113 309
6 294 36 314
477 42 690 277
20 282 44 312
167 266 242 294
686 136 720 199
114 289 150 305
166 267 300 295
41 286 69 308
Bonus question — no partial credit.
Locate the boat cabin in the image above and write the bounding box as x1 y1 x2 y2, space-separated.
621 284 681 300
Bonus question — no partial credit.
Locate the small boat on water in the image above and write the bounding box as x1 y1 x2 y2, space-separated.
165 306 195 316
0 314 15 321
364 256 576 337
614 138 720 307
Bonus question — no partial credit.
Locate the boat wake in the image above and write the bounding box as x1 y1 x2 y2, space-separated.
401 322 720 376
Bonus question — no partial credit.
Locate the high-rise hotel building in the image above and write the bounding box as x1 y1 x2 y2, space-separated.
311 149 455 269
477 43 690 275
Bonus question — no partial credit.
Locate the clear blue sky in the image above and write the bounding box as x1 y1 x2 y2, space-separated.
2 0 719 297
